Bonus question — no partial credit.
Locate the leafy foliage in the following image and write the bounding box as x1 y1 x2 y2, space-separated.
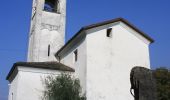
153 67 170 100
42 73 86 100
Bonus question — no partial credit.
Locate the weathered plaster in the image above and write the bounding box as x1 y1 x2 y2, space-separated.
27 0 66 62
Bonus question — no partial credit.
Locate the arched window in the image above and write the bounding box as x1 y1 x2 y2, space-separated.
44 0 60 13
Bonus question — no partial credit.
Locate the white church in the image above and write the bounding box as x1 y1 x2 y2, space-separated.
6 0 154 100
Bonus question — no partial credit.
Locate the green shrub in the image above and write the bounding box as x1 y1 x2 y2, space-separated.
153 67 170 100
42 73 86 100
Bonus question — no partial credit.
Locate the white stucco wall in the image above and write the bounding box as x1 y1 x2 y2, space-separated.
38 28 64 61
8 66 64 100
85 22 151 100
60 36 87 94
58 21 151 100
27 0 66 62
8 74 19 100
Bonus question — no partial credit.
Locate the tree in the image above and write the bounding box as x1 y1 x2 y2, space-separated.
42 73 86 100
153 67 170 100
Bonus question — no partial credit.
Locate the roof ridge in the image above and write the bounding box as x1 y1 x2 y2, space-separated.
56 18 154 56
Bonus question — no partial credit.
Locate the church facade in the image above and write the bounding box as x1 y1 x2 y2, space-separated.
6 0 154 100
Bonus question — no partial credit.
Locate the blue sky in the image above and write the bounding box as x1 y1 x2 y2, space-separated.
0 0 170 99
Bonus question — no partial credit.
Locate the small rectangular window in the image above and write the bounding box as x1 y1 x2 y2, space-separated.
107 28 112 37
48 45 50 57
74 49 78 62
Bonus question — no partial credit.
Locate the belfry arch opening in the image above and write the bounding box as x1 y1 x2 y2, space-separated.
44 0 60 13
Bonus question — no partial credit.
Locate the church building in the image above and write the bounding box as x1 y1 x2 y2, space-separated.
6 0 154 100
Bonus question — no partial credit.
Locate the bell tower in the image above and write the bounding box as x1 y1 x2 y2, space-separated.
27 0 66 62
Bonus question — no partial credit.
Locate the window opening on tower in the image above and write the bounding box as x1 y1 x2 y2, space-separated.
44 0 60 13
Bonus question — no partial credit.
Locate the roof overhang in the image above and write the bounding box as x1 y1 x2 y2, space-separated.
56 18 154 57
6 62 75 81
